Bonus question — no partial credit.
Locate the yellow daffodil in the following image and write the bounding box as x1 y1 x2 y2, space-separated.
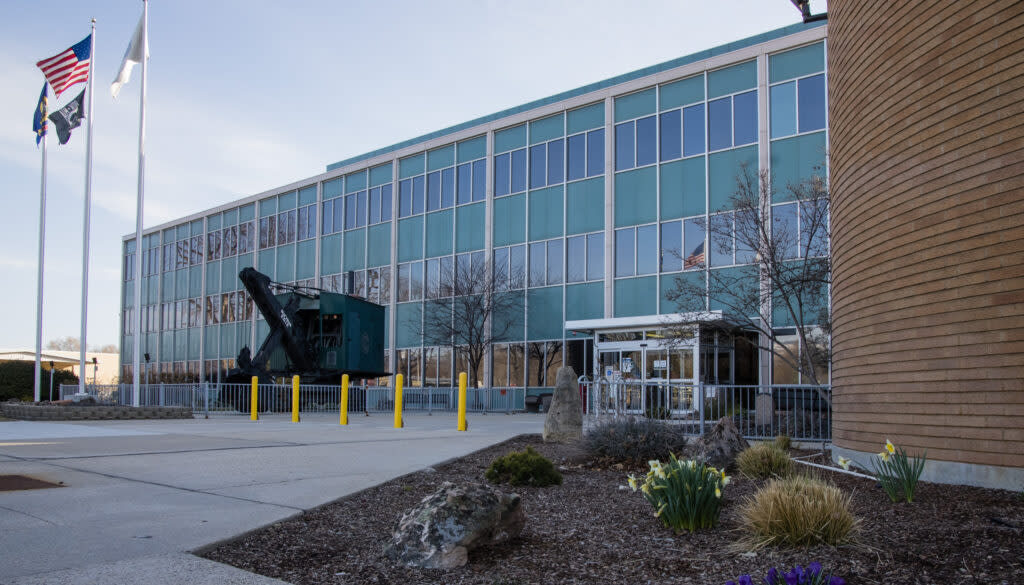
715 486 721 498
878 451 891 462
628 475 638 491
838 456 851 470
648 460 661 470
721 475 731 486
885 440 896 455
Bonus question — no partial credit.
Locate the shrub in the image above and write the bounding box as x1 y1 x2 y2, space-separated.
773 434 792 451
0 362 79 402
736 443 793 479
740 475 859 547
485 446 562 487
629 454 729 533
871 439 926 503
726 563 846 585
584 418 689 465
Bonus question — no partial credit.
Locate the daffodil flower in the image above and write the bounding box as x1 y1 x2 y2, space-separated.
838 456 851 471
627 475 638 491
885 439 896 455
715 486 721 498
878 451 890 462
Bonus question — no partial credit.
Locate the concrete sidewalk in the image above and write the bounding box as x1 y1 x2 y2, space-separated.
0 412 543 584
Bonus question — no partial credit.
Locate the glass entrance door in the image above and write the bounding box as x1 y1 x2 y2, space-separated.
596 340 697 414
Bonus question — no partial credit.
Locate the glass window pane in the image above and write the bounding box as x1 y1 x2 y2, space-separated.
567 134 586 181
529 144 546 189
800 198 829 257
426 258 440 299
635 115 657 167
661 220 682 272
772 203 799 260
367 268 380 304
380 266 391 304
427 171 442 210
567 235 585 283
412 177 425 215
770 81 797 139
587 129 605 176
409 261 423 300
345 194 356 229
381 184 392 221
529 242 546 287
615 121 635 171
709 213 734 267
547 139 564 185
457 163 472 205
397 263 410 302
798 74 826 133
636 224 658 275
369 188 381 224
399 179 412 218
708 98 732 151
439 256 453 297
587 232 604 281
683 104 705 157
615 228 635 277
683 217 705 270
493 247 509 290
660 110 682 162
510 149 527 194
440 168 454 209
472 159 486 202
733 90 758 146
357 191 367 227
546 239 563 285
510 244 526 289
494 154 510 197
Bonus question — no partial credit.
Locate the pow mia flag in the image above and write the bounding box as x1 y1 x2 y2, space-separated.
48 89 86 145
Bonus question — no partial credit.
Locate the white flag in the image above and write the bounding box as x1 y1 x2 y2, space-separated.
110 13 149 98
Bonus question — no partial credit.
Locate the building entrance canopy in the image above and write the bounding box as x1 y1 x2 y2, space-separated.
565 311 739 386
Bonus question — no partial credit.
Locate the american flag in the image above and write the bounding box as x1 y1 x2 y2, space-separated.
683 242 705 269
36 34 92 98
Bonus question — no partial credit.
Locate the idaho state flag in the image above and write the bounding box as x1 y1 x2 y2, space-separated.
32 83 48 146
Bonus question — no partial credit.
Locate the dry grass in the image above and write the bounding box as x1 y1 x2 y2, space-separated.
739 474 860 548
736 443 794 479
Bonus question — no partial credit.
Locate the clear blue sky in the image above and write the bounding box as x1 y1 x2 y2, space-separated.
0 0 824 350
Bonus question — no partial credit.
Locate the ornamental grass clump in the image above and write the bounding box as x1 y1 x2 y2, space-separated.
773 434 792 451
871 439 926 503
585 417 689 465
736 443 794 479
725 562 846 585
739 475 859 548
485 446 562 487
628 453 729 533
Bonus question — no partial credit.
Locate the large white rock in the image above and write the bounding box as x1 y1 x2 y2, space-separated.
384 481 525 569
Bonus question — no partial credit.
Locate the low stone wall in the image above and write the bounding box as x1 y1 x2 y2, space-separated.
0 403 193 421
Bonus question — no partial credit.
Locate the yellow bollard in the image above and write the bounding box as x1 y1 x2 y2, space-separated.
457 372 467 431
250 376 259 421
340 374 349 426
291 375 300 423
393 374 404 428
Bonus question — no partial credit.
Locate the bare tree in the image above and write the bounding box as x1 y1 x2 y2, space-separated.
412 255 524 386
665 163 831 392
46 336 81 351
92 344 119 353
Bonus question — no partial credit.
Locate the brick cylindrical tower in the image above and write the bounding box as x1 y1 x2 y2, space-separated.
828 1 1024 489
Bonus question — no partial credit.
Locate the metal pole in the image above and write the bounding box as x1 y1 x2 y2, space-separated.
132 0 149 408
34 125 47 402
78 20 96 396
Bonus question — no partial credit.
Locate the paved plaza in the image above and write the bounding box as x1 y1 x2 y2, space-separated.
0 412 543 584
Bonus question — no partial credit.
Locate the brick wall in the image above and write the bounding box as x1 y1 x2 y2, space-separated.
828 0 1024 468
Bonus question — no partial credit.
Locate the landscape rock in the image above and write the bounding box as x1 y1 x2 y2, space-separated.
542 366 583 443
384 481 524 569
694 416 750 470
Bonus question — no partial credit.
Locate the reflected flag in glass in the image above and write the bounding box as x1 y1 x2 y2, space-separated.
683 242 705 270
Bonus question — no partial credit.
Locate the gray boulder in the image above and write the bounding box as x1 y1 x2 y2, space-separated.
384 481 525 569
694 416 750 470
543 366 583 443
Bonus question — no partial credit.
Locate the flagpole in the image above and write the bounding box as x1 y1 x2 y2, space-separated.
34 130 48 402
78 19 96 395
131 0 148 407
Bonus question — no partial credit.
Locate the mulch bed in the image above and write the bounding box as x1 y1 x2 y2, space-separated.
203 435 1024 585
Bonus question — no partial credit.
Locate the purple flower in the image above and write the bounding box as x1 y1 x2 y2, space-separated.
765 567 780 585
726 581 736 585
808 562 822 577
828 578 846 585
739 576 754 585
784 568 800 585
